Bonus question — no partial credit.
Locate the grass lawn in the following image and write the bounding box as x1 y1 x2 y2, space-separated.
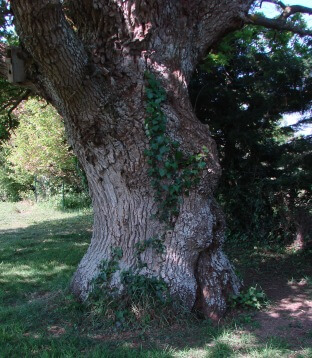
0 201 311 357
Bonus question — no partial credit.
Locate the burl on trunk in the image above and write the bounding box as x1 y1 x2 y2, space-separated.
10 0 253 318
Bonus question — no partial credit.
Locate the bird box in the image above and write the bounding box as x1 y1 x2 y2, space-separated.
5 47 26 84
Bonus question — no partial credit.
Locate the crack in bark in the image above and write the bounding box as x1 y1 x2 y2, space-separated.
192 249 206 317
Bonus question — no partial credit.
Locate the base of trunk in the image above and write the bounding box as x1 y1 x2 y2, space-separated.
71 194 241 319
194 249 240 320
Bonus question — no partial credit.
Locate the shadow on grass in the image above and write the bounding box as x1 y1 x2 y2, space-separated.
0 211 312 356
3 312 307 357
226 241 312 351
0 213 92 306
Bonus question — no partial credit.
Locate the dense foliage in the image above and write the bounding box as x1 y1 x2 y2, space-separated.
0 99 89 205
190 23 312 247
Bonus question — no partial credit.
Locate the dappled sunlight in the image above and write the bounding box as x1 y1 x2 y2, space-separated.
267 311 280 318
0 203 92 314
22 332 42 339
0 202 92 230
248 280 312 350
47 325 66 337
73 242 89 247
216 330 257 347
229 242 312 351
0 262 72 281
0 202 311 356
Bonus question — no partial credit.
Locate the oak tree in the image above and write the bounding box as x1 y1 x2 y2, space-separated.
1 0 311 319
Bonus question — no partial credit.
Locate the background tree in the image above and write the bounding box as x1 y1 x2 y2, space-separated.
0 0 29 142
189 22 312 248
0 98 89 204
0 0 311 319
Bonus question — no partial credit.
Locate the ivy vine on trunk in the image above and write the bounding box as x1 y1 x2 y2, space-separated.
144 72 208 222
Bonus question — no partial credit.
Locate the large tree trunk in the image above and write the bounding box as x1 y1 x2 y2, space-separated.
69 77 241 318
10 0 253 319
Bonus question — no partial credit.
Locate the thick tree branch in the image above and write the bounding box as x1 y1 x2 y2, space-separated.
262 0 312 18
245 13 312 36
10 0 89 90
5 89 31 128
1 89 30 113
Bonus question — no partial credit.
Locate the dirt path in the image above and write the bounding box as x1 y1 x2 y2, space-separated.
230 244 312 356
241 275 312 353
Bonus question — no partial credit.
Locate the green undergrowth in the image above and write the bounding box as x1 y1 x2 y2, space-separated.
229 285 268 310
224 230 312 286
1 201 312 357
87 246 189 331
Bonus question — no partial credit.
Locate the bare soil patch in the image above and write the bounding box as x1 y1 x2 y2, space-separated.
254 278 312 349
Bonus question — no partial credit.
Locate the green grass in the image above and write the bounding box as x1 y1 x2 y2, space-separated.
0 201 311 357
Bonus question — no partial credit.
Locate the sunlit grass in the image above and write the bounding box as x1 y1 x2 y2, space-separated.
0 201 311 357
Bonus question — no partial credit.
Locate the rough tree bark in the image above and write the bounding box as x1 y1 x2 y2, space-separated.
9 0 255 319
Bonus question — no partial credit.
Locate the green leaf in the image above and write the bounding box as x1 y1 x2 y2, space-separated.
159 168 167 177
159 146 169 155
198 161 206 169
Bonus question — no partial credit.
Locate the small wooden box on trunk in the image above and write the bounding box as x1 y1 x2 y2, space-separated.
6 47 25 84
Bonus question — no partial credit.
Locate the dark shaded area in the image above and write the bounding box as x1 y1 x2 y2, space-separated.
189 24 312 248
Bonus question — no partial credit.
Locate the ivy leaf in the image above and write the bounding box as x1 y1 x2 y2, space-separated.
175 151 183 161
198 161 206 169
148 168 155 176
159 146 169 155
172 162 178 170
146 106 155 114
146 90 154 99
156 136 165 144
159 168 167 177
